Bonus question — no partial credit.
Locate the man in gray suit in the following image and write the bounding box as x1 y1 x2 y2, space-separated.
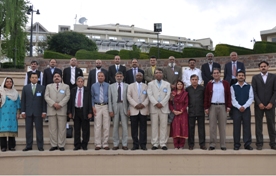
252 61 276 150
163 56 182 89
21 73 46 151
148 68 171 150
45 72 70 151
108 71 129 150
144 56 157 83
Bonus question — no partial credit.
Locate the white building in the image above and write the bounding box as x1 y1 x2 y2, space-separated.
260 26 276 42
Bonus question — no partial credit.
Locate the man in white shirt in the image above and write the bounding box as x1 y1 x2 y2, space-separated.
182 59 202 87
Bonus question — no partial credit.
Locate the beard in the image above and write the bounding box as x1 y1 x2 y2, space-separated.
168 62 175 67
96 66 101 69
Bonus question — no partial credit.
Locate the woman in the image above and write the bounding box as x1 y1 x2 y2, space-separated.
0 77 21 152
169 80 188 149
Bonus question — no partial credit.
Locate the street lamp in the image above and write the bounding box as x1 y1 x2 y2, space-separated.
154 23 162 59
27 5 40 57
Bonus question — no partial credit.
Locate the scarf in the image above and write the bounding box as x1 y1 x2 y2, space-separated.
0 77 19 107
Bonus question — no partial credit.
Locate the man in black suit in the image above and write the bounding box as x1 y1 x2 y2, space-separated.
125 58 145 84
43 59 62 86
63 58 84 90
87 59 108 89
21 73 46 151
252 61 276 150
201 53 221 87
24 60 43 85
108 55 126 84
68 76 92 150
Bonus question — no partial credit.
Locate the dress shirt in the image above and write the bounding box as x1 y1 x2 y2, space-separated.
75 87 84 107
95 68 101 83
71 66 76 84
230 82 254 109
208 63 213 72
50 67 55 74
136 81 142 103
151 66 156 75
211 80 225 103
91 82 109 106
232 61 237 79
115 64 120 71
117 82 124 101
182 68 202 87
24 70 43 85
261 72 268 83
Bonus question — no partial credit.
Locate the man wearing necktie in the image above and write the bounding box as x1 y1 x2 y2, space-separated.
24 60 43 85
125 58 145 84
108 56 126 84
21 73 46 151
163 56 182 90
63 58 83 90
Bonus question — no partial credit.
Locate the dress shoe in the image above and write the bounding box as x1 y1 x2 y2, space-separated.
122 146 128 150
245 146 253 150
227 117 233 120
82 147 88 150
1 148 6 152
112 146 119 150
49 147 58 151
22 148 32 152
9 148 16 151
200 146 207 150
59 147 65 151
38 148 44 151
103 147 110 150
131 147 139 150
271 146 276 150
151 146 158 150
73 147 81 151
189 146 194 150
209 147 215 150
256 146 262 150
161 146 168 150
141 146 147 150
234 147 239 150
221 147 227 150
95 147 101 150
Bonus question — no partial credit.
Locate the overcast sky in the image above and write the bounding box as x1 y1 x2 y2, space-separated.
28 0 276 49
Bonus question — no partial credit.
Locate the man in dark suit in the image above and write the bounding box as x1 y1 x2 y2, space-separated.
223 52 245 86
21 72 46 151
201 53 221 87
24 60 43 85
125 58 144 84
43 59 63 86
68 76 92 150
252 61 276 150
87 59 108 90
63 58 84 90
108 55 126 84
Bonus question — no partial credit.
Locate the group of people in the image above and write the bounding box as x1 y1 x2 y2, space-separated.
0 52 275 152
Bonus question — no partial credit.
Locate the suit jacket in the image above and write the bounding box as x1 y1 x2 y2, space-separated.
201 62 221 86
252 73 276 106
223 61 245 84
125 68 145 84
21 84 46 117
147 80 171 114
87 68 108 89
108 82 129 115
144 67 155 83
108 65 126 84
63 67 83 86
43 67 63 86
127 82 149 116
44 83 70 116
163 65 182 85
67 86 92 119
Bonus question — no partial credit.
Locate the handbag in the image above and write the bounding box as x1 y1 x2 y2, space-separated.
66 125 73 138
168 98 176 124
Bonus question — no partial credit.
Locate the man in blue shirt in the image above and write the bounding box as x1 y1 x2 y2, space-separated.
91 72 110 150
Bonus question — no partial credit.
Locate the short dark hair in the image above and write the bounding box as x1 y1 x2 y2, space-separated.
188 58 196 63
154 68 163 73
258 61 269 67
190 74 199 79
31 60 38 65
237 70 246 76
30 72 38 78
150 56 157 60
212 67 221 73
115 71 123 76
49 59 57 62
53 72 61 77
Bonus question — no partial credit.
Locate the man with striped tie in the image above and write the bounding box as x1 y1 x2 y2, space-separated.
108 55 126 84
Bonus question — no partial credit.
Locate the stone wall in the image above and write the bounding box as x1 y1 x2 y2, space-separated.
24 53 276 72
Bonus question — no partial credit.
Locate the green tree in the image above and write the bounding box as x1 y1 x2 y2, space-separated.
47 31 98 56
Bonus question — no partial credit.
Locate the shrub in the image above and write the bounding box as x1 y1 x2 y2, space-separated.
139 52 149 59
149 47 183 59
253 41 276 54
215 44 254 56
119 49 140 59
44 50 72 59
106 50 119 55
75 50 114 60
183 47 213 58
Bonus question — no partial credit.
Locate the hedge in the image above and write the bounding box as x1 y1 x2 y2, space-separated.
215 44 254 56
149 47 183 59
106 50 119 56
253 41 276 54
75 50 114 60
2 62 24 69
119 49 140 59
44 50 72 59
183 47 213 58
139 52 149 59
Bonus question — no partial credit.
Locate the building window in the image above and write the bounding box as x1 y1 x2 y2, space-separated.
138 39 145 42
38 35 46 41
272 38 276 43
163 41 169 44
92 36 101 39
109 36 117 40
60 27 69 32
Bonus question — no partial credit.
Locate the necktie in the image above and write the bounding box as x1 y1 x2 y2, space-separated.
116 65 119 72
117 83 121 102
232 62 236 77
171 66 174 71
133 68 137 82
71 68 75 84
56 83 59 90
32 85 36 95
138 83 141 103
99 84 104 103
77 88 82 107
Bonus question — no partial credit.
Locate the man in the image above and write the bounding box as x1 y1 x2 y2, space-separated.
144 56 157 83
252 61 276 150
43 59 63 86
108 71 129 150
63 58 83 90
92 72 110 150
127 72 149 150
231 70 253 150
68 76 92 151
87 59 108 89
21 73 46 151
204 68 231 150
186 74 206 150
182 59 202 87
45 72 70 151
224 52 245 86
163 56 182 89
125 58 145 84
201 53 221 87
108 55 126 84
148 68 171 150
24 60 43 85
